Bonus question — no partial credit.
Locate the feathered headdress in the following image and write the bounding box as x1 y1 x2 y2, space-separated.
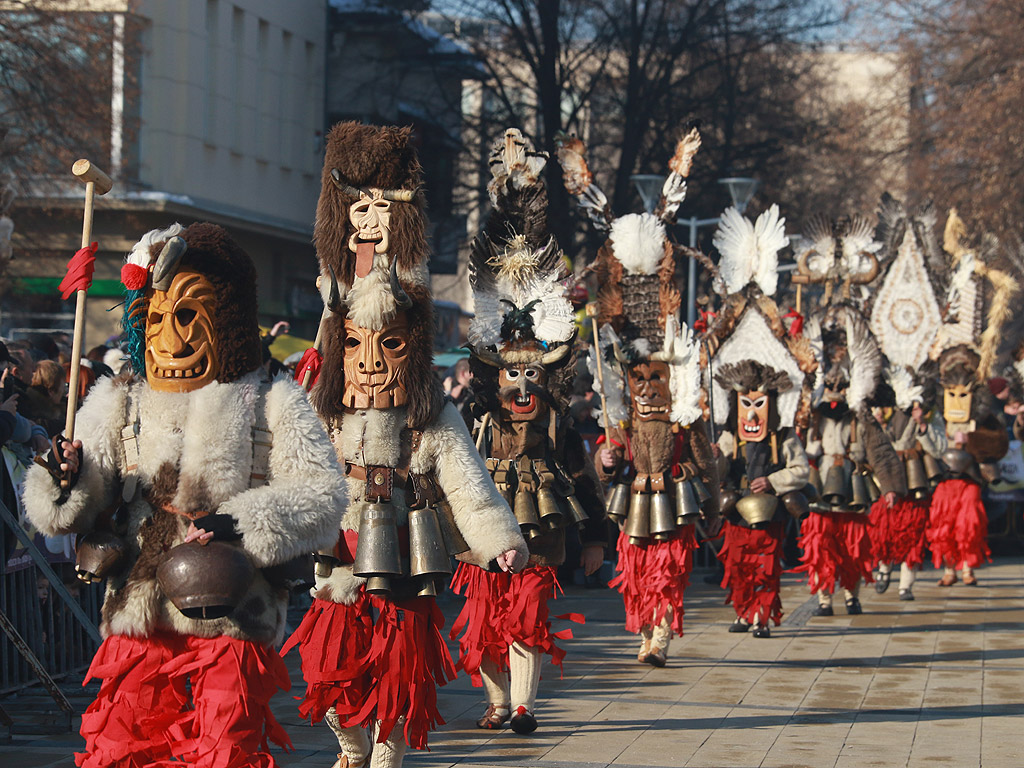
807 303 883 413
712 204 789 297
868 194 943 371
792 214 882 309
559 127 704 427
884 364 925 411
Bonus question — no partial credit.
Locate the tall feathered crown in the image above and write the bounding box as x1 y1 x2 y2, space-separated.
868 193 944 372
806 302 883 413
792 214 882 309
310 121 444 429
704 204 816 428
558 127 704 427
929 209 1019 384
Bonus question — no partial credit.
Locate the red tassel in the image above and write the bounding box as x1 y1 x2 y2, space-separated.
59 242 98 299
869 496 928 569
927 478 991 569
718 521 784 626
796 511 874 594
281 596 374 724
292 347 322 389
608 527 697 636
783 307 804 337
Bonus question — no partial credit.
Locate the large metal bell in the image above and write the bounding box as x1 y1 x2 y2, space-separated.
863 471 881 503
849 471 870 512
942 448 972 476
690 476 713 511
735 493 779 526
673 478 701 526
781 491 810 520
353 503 403 594
922 453 944 486
822 463 849 507
808 464 823 496
75 530 126 583
408 506 452 580
157 540 255 620
649 492 677 541
564 494 589 527
537 485 566 530
623 492 651 544
436 500 470 556
905 456 929 499
606 482 630 523
719 488 741 516
514 488 542 539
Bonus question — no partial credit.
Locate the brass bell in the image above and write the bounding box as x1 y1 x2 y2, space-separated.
649 492 677 541
781 491 809 520
905 456 928 499
822 463 849 507
719 488 741 516
623 492 650 544
943 448 972 476
863 471 881 503
690 476 714 512
436 500 470 556
606 482 630 523
673 478 701 526
735 493 779 526
408 506 452 579
537 485 566 530
75 530 126 583
564 494 589 527
922 452 944 486
416 576 440 598
808 464 823 496
353 502 403 594
313 550 340 579
157 540 255 620
514 488 542 539
849 471 870 512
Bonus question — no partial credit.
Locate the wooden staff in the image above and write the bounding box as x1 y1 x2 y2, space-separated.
586 302 612 447
66 160 112 442
301 274 330 391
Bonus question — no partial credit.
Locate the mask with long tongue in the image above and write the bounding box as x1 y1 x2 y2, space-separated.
348 192 392 278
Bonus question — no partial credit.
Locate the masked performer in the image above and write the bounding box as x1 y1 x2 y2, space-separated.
704 204 817 637
283 122 528 768
925 210 1016 587
866 195 949 599
795 216 907 616
558 128 720 667
448 129 607 734
24 223 345 768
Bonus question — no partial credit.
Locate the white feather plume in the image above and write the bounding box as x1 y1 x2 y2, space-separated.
713 204 788 296
126 223 185 268
841 308 882 412
840 217 882 277
610 213 666 275
589 324 629 428
885 364 923 411
663 315 703 426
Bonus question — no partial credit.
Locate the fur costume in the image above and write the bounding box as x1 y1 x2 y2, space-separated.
705 205 814 632
286 122 527 762
452 130 605 731
924 211 1016 581
796 216 905 611
24 224 344 768
558 127 719 665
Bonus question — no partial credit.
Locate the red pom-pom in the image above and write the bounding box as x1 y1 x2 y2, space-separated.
121 263 149 290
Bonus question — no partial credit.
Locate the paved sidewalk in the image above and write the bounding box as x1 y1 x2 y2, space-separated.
3 558 1023 768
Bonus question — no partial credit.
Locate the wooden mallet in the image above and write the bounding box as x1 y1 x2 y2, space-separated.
65 159 112 444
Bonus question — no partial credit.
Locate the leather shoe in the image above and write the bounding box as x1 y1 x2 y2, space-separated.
812 604 834 617
752 624 771 639
874 570 891 593
728 619 750 633
937 573 957 587
510 706 538 734
845 597 863 615
962 573 978 586
898 589 914 601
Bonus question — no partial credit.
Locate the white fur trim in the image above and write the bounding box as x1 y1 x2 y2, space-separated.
609 213 666 275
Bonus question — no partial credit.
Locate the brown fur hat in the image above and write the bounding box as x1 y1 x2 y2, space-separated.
314 121 429 288
715 360 793 395
938 344 982 390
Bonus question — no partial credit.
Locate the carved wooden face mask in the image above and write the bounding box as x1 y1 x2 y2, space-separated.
628 361 671 422
498 364 549 422
342 314 410 409
943 384 973 424
738 389 770 443
348 192 392 255
145 270 219 392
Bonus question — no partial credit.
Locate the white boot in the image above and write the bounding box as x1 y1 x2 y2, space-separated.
325 707 371 768
898 563 917 600
509 642 541 734
476 656 511 729
369 720 407 768
637 624 653 662
645 609 672 667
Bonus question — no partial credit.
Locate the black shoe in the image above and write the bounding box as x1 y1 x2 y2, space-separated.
728 619 750 633
898 589 914 601
874 570 891 594
845 597 863 615
812 604 834 617
510 705 538 734
752 624 771 639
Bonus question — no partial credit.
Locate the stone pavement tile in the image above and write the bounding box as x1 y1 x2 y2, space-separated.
759 723 848 767
0 748 71 768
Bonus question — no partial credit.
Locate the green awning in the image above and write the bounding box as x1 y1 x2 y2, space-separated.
15 277 125 297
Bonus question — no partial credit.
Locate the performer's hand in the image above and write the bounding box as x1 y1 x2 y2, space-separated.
884 491 897 509
185 521 215 546
496 548 527 573
186 513 241 545
59 439 82 475
749 476 773 494
598 447 619 469
954 430 968 447
580 544 604 576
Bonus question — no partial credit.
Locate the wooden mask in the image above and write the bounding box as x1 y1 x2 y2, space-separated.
342 314 410 409
145 270 219 392
738 389 770 443
627 360 672 422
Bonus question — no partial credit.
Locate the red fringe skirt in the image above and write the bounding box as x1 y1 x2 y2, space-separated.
869 496 928 569
796 511 874 595
608 526 697 636
283 594 456 751
719 521 784 626
449 563 583 686
927 478 991 570
78 632 292 768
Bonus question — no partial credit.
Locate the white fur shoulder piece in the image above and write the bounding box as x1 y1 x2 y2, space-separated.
610 212 666 275
660 315 702 426
713 204 788 296
588 324 629 428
